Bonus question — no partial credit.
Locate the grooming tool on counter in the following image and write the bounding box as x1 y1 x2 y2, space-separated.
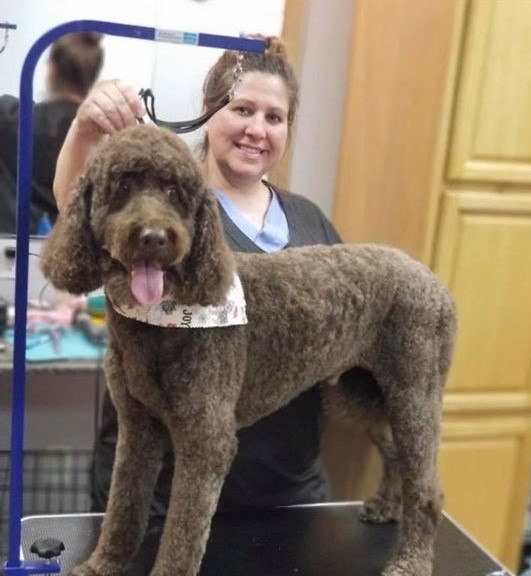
73 310 107 346
86 293 106 317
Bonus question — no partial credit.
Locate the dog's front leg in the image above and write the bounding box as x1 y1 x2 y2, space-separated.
149 410 237 576
69 353 167 576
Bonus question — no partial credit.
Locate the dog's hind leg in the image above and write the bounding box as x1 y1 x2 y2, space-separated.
69 353 167 576
359 418 403 523
377 365 444 576
149 406 238 576
378 290 455 576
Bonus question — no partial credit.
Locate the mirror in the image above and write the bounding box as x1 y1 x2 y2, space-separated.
0 0 285 237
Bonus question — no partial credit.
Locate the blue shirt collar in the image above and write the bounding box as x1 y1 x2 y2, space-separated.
214 186 289 252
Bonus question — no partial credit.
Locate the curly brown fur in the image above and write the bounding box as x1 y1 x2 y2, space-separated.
41 125 457 576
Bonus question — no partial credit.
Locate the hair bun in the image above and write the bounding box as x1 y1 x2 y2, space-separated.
242 34 288 60
264 36 288 59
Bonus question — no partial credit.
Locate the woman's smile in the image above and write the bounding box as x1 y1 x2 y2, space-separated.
235 142 267 156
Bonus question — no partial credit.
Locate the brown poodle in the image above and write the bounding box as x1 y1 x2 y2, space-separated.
41 125 456 576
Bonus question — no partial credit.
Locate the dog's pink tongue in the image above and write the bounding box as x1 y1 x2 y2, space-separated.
131 262 164 306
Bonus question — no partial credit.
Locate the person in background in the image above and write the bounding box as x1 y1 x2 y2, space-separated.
53 36 342 573
0 32 104 235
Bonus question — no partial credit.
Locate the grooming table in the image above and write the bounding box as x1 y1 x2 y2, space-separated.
21 503 513 576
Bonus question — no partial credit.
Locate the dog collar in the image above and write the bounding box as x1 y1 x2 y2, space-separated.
108 273 248 328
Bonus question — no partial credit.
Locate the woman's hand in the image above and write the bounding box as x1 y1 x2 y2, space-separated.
54 79 145 210
75 79 145 137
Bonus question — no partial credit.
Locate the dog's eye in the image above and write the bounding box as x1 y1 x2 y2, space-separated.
165 183 190 216
167 185 181 200
117 179 131 194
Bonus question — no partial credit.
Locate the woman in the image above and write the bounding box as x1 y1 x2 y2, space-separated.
0 32 104 234
54 36 341 571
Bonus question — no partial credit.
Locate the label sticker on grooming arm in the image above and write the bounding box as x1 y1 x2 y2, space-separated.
155 29 199 46
109 273 247 328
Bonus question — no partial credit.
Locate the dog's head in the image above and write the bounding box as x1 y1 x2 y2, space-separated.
41 125 235 307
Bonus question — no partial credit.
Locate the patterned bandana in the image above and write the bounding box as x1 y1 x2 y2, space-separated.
109 274 248 328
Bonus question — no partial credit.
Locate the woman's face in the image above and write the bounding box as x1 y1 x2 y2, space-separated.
204 71 290 189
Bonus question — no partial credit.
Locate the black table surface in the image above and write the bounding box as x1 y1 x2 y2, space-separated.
21 503 513 576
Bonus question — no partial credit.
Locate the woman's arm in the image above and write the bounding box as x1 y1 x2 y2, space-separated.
53 118 105 210
53 79 144 210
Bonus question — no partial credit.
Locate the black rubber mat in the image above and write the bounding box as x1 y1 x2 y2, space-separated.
20 504 512 576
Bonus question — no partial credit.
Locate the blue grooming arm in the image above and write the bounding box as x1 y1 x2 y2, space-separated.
3 19 264 576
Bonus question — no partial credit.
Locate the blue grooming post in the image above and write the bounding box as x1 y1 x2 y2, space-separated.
3 20 264 576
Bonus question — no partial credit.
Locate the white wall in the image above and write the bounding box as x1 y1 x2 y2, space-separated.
290 0 356 218
0 0 285 148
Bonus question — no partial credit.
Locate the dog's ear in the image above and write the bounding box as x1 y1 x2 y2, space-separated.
180 189 235 306
40 176 103 294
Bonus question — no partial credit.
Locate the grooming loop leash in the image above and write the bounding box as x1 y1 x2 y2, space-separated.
138 49 245 133
138 87 231 133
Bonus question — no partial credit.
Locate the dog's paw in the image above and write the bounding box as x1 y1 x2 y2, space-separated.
68 563 99 576
382 554 432 576
358 495 402 523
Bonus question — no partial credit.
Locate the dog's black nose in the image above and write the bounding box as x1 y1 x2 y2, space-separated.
138 228 168 248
